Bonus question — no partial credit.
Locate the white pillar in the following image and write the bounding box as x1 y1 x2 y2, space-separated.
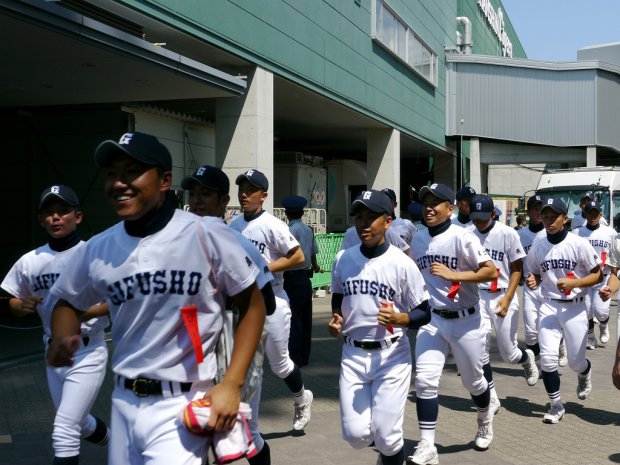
216 66 274 211
367 128 401 216
470 137 482 192
586 146 597 167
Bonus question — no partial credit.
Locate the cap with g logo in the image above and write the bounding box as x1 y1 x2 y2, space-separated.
181 165 230 194
351 190 392 215
419 183 456 204
94 132 172 171
235 169 269 191
39 185 80 210
469 195 495 221
526 195 544 209
584 200 602 213
540 198 568 215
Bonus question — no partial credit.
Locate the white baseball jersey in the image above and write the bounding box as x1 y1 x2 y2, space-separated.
332 245 428 341
229 210 299 296
526 232 601 300
608 233 620 269
467 222 526 290
50 210 259 382
517 225 545 278
340 225 408 252
230 228 274 289
574 223 616 276
409 224 492 309
390 217 417 245
1 241 108 340
451 215 472 228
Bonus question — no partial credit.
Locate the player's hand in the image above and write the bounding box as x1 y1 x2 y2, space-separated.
430 262 456 281
203 380 240 432
599 285 613 302
378 301 396 327
312 264 321 273
46 334 81 367
20 296 43 315
525 273 538 290
495 296 509 318
613 359 620 390
328 313 343 337
556 278 573 294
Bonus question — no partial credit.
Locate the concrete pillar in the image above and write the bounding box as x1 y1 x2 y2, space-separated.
470 137 482 192
586 146 597 167
367 128 401 216
216 66 274 210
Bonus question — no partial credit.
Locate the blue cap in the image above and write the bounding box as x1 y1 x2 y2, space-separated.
469 195 494 221
584 200 602 213
581 191 593 201
181 165 230 194
407 201 423 220
351 190 392 215
419 183 456 204
281 195 307 212
94 132 172 171
541 198 568 215
456 185 476 201
39 185 80 210
527 195 544 209
235 169 269 191
494 206 502 217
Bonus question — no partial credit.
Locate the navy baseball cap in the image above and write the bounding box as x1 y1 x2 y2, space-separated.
94 132 172 171
456 185 476 201
584 200 602 213
235 169 269 191
281 195 307 213
181 165 230 194
39 185 80 210
351 190 392 215
469 195 494 221
494 206 502 217
526 195 544 209
419 183 455 204
540 198 568 215
381 188 397 203
407 201 423 220
581 191 593 201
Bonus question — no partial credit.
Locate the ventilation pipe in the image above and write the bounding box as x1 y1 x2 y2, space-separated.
456 16 472 54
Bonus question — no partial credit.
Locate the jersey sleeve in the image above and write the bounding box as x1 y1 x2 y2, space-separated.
50 243 102 311
233 230 273 289
525 246 541 275
507 229 527 262
200 220 259 297
578 237 602 273
271 219 300 256
1 255 30 298
459 230 492 269
331 250 345 294
401 260 429 310
609 235 620 268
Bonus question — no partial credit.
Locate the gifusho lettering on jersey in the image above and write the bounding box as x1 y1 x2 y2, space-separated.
107 269 203 305
588 239 610 248
340 278 396 301
32 273 60 291
248 239 266 253
486 249 505 261
540 259 577 272
415 254 458 271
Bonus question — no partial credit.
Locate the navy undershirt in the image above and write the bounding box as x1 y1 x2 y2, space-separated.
48 230 81 252
546 228 568 245
124 203 175 238
528 222 544 233
428 218 452 237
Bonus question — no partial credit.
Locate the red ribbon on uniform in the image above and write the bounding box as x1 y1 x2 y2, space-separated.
565 272 575 296
602 251 607 268
447 281 460 300
181 306 204 364
490 268 501 292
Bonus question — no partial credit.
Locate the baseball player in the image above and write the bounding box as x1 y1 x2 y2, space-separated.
467 195 538 411
525 198 602 424
573 200 615 349
601 234 620 388
46 132 266 465
281 195 320 367
230 169 314 431
451 185 476 227
517 195 569 369
409 183 498 464
571 192 608 230
182 165 275 465
382 188 417 245
328 190 430 465
408 201 427 233
1 185 110 465
340 224 409 252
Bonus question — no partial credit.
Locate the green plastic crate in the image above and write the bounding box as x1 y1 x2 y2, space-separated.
311 233 344 289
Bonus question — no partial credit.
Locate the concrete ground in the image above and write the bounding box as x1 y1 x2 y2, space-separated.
1 292 619 465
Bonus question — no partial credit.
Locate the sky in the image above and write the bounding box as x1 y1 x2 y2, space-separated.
501 0 620 61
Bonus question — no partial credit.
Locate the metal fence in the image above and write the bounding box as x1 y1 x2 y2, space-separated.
311 233 344 289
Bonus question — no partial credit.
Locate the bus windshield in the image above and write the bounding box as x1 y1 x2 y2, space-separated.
535 189 610 223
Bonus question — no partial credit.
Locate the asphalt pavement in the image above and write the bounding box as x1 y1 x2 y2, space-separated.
1 292 619 465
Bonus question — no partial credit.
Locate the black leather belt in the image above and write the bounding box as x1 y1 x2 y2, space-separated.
550 296 585 304
343 335 399 350
432 307 476 319
480 288 506 293
122 377 193 397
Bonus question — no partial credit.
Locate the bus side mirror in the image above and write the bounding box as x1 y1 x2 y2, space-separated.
518 196 525 211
